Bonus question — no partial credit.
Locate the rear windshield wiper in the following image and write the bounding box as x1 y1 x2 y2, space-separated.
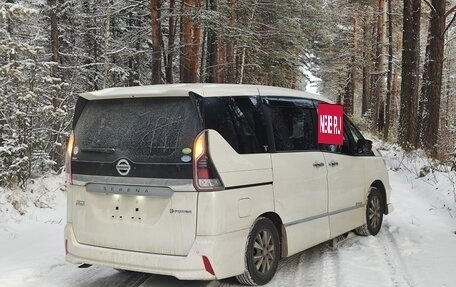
80 147 115 154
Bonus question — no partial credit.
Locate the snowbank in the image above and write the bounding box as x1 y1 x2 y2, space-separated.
0 173 66 223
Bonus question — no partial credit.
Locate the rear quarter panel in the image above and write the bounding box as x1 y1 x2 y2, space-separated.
198 130 275 236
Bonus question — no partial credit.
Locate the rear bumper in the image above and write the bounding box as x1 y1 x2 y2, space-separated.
65 224 248 280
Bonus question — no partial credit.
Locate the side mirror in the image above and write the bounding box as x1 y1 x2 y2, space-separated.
357 139 373 154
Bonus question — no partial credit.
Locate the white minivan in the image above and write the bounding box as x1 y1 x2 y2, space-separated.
64 84 393 285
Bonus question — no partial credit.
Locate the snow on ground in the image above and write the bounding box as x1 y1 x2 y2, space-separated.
1 142 456 287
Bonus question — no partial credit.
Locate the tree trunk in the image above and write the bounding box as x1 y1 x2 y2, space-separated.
49 0 60 88
131 14 142 86
391 36 401 127
343 71 354 116
225 0 236 83
48 0 61 104
398 0 421 148
102 2 111 88
191 0 202 82
239 0 257 84
151 0 163 84
83 0 99 90
361 10 371 117
165 0 176 83
181 0 200 83
48 0 64 167
443 37 453 128
384 0 393 139
181 0 190 82
217 35 226 83
128 12 135 86
417 0 446 154
200 24 207 81
372 0 385 131
206 0 220 83
344 10 357 116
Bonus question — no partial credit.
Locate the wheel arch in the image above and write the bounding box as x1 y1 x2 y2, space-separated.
370 180 388 214
259 212 288 258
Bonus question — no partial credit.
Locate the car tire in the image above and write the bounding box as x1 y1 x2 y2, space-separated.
355 187 384 236
236 217 280 286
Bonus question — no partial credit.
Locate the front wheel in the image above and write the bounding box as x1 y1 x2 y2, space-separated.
236 217 280 285
355 187 384 236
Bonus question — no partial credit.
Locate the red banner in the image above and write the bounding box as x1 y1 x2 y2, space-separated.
317 103 344 145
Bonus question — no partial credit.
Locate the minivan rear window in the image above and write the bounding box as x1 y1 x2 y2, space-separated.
73 97 201 164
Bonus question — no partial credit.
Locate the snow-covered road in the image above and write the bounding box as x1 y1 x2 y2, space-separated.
1 145 456 287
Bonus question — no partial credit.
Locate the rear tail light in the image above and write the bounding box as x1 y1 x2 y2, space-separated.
193 131 224 191
65 239 68 255
65 131 74 184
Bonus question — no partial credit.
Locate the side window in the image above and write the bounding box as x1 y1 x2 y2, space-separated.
345 118 365 154
345 119 364 143
320 118 365 155
319 130 350 155
270 106 317 151
201 96 268 154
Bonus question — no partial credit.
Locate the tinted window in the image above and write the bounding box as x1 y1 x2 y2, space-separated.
264 97 314 108
74 97 201 164
270 106 317 151
319 129 350 154
346 118 364 144
201 96 268 154
320 117 365 155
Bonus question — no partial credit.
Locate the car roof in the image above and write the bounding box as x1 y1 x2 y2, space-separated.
79 83 332 103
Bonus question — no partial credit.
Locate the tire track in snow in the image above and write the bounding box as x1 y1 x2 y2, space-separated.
290 229 415 287
289 243 339 287
378 225 416 287
122 272 151 287
68 269 151 287
247 241 340 287
319 245 339 287
296 246 323 287
332 230 415 287
337 228 415 287
140 274 224 287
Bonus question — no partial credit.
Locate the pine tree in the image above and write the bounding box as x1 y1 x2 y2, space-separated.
0 2 65 186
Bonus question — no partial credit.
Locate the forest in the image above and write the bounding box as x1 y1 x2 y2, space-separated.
0 0 455 187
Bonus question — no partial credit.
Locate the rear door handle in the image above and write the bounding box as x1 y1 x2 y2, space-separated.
328 160 339 167
313 161 325 168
